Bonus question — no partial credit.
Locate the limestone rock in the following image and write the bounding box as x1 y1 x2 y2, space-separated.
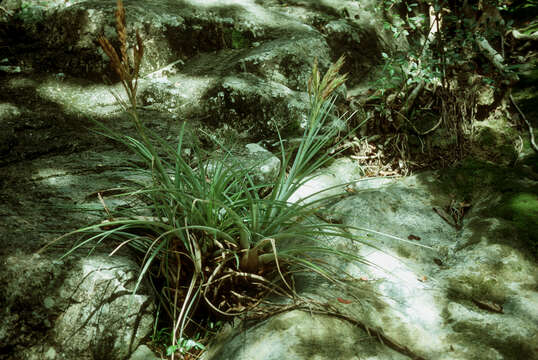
204 143 281 185
0 1 436 358
0 0 395 147
0 252 154 359
128 345 160 360
203 165 538 360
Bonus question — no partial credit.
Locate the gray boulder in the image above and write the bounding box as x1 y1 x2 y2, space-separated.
0 0 416 358
0 252 154 360
0 0 396 147
202 160 538 360
204 143 281 185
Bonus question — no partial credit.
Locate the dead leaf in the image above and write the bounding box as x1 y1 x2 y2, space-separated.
433 207 458 228
460 201 471 208
472 299 504 313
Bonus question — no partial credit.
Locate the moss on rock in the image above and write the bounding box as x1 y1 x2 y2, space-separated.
496 192 538 256
437 158 538 257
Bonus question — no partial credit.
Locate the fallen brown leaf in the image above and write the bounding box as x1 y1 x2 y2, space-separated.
472 299 504 313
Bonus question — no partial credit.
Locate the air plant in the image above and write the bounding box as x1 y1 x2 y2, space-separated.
41 1 391 358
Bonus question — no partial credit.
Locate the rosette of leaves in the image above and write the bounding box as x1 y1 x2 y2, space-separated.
42 1 382 357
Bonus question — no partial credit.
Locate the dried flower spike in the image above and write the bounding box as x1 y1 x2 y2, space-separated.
115 0 128 66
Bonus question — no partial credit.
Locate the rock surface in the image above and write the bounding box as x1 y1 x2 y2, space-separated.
1 0 536 359
204 143 281 185
0 0 394 150
202 160 538 360
0 252 154 360
0 0 393 357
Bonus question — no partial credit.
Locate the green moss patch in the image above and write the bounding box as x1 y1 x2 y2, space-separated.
437 158 538 257
230 29 250 49
471 115 519 165
437 158 520 200
497 192 538 255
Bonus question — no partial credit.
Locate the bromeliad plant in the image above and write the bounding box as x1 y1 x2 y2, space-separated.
42 0 378 357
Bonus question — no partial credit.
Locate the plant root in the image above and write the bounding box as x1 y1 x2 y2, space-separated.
510 94 538 153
